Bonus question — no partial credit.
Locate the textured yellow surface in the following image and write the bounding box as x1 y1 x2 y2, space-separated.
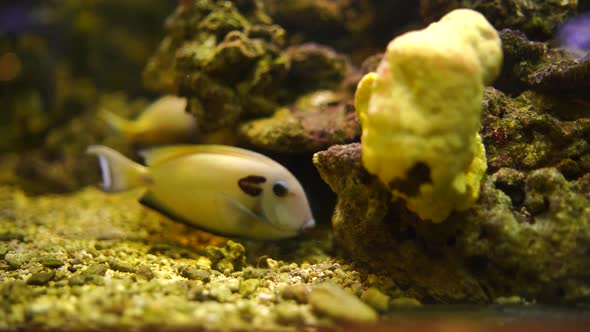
355 9 502 222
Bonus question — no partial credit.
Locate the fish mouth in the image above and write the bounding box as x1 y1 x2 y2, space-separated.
300 218 315 232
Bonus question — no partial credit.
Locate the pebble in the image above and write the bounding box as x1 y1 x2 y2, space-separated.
226 278 240 292
0 244 8 258
274 302 304 324
239 279 260 296
390 297 422 308
494 295 527 305
135 265 155 280
209 284 233 302
216 259 235 273
39 257 64 269
68 264 108 286
361 287 390 312
5 253 28 269
281 284 310 304
27 271 55 286
0 232 24 241
108 258 136 273
308 283 377 323
242 267 269 279
178 266 211 282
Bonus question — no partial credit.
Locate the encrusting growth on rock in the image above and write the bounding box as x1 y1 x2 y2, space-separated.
354 9 503 222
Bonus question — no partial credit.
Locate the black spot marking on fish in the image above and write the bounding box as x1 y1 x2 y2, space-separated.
272 181 288 197
388 162 432 197
238 175 267 197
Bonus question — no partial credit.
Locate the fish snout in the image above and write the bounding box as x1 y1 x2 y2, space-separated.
300 218 315 232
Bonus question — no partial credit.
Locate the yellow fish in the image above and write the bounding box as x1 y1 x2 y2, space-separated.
86 145 315 240
101 95 197 145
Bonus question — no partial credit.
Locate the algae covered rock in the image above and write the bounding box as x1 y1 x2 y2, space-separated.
313 19 589 300
239 99 359 154
495 28 590 98
481 88 590 176
143 0 286 132
262 0 420 58
313 144 590 304
140 1 358 159
495 29 546 95
144 1 350 135
419 0 577 40
528 56 590 96
355 9 502 222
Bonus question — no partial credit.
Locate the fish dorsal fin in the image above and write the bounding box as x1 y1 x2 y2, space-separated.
139 144 280 167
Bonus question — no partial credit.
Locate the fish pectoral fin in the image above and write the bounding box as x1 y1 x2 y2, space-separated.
218 194 271 226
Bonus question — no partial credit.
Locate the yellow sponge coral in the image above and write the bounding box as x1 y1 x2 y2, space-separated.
355 9 502 222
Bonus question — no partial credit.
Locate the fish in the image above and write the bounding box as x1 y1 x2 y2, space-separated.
86 144 315 240
101 95 197 145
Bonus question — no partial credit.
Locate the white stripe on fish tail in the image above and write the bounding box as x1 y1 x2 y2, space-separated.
86 145 150 193
97 155 112 190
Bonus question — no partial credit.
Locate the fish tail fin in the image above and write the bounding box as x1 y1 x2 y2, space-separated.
86 145 151 192
100 110 135 137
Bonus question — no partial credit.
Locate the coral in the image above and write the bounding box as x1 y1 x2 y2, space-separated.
419 0 578 41
354 9 502 222
313 144 590 304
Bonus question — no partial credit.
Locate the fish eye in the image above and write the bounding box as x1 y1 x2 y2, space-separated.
272 181 289 197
